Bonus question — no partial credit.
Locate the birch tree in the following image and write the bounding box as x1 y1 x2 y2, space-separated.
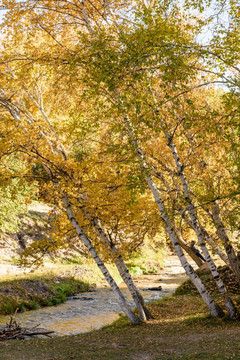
0 52 157 322
1 0 239 319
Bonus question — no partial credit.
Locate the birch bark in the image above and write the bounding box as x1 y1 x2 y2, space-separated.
167 137 237 319
123 114 224 318
211 202 240 283
153 165 230 266
62 196 141 324
80 206 153 321
199 224 230 267
180 208 230 266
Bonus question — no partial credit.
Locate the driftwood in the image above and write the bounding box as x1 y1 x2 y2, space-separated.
142 286 163 291
0 309 54 341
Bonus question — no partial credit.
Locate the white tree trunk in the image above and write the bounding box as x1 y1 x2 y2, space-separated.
114 256 154 320
146 175 224 317
175 229 204 267
62 196 141 325
211 202 240 284
180 208 230 266
168 138 237 319
80 206 152 321
153 166 230 267
124 115 224 318
153 167 226 267
199 224 230 267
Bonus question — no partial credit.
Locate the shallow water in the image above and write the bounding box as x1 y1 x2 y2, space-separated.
0 257 187 336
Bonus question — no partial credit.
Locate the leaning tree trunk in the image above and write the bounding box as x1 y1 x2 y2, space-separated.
175 229 204 267
80 206 153 321
180 208 230 267
145 175 224 317
199 223 230 267
124 114 224 318
155 167 230 268
211 202 240 284
62 196 141 325
0 90 142 324
168 136 237 319
115 255 154 320
152 169 203 267
153 170 225 268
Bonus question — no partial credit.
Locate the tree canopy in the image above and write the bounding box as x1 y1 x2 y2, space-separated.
0 0 239 321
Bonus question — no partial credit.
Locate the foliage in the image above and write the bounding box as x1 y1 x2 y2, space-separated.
0 0 239 314
0 174 37 233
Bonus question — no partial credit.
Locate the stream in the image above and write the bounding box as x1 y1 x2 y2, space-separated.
0 257 188 336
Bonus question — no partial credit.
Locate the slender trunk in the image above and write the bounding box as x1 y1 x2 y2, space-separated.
152 170 203 267
181 209 230 266
199 224 230 267
124 115 224 318
175 230 204 267
62 196 141 325
1 93 143 324
153 166 229 267
145 174 224 318
80 206 152 321
168 137 237 319
114 256 154 320
211 202 240 283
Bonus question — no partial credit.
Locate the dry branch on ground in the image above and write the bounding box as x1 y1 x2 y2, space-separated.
0 310 54 341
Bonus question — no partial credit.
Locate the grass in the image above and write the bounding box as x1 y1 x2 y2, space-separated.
0 254 130 316
0 294 240 360
0 266 240 359
0 269 92 315
0 275 90 315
